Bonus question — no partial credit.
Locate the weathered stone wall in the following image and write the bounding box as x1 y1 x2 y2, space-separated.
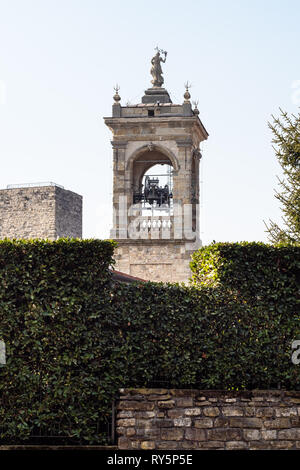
114 239 194 283
55 186 82 238
0 185 82 240
117 389 300 450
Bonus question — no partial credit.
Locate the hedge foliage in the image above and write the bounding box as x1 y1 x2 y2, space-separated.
0 239 116 444
190 241 300 294
0 240 299 444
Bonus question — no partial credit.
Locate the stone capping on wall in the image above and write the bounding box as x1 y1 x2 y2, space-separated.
116 388 300 450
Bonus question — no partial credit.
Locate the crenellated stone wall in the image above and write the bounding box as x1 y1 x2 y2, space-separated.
117 389 300 450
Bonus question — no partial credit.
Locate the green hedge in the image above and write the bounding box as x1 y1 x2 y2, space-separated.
190 242 300 295
0 239 116 444
105 281 299 392
0 240 299 444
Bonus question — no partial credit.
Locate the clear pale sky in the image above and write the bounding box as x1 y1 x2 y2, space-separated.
0 0 299 244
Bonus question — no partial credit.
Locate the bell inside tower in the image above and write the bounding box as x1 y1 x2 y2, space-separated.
133 163 173 215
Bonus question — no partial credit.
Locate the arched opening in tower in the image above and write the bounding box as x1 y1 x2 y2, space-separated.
132 150 174 216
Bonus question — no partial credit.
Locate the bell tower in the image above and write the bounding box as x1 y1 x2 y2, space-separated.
104 50 208 283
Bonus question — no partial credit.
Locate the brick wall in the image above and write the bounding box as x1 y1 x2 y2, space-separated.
117 388 300 450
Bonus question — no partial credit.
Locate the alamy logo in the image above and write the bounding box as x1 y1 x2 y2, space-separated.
291 340 300 365
0 340 6 365
111 196 201 251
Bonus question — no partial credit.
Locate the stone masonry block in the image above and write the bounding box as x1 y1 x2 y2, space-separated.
118 401 154 411
225 441 248 450
228 417 263 428
207 428 241 441
117 418 136 427
153 419 174 428
194 418 213 428
275 407 298 417
158 400 175 409
176 397 193 407
261 430 277 440
184 408 202 416
161 428 184 441
223 407 244 416
203 407 220 417
141 441 155 450
185 428 206 441
243 429 261 441
278 429 300 440
263 418 291 429
167 409 185 419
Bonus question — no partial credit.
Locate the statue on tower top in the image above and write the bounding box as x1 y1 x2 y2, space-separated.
150 47 167 88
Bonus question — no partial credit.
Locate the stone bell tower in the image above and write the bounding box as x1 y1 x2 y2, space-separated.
104 49 208 283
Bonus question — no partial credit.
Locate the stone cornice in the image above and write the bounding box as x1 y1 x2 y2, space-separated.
176 138 193 148
111 140 128 149
104 116 201 125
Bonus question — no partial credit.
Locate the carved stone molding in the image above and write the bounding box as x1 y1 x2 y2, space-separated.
111 140 128 149
176 138 193 148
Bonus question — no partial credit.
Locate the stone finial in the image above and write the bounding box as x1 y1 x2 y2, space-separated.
193 100 199 115
113 84 121 103
184 82 191 103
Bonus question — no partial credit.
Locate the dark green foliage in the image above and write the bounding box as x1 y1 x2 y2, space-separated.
107 280 299 392
0 240 299 445
0 239 116 444
265 109 300 244
189 242 299 388
190 241 300 294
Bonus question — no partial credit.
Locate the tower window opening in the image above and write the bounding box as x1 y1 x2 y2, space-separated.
133 163 173 216
148 109 155 117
